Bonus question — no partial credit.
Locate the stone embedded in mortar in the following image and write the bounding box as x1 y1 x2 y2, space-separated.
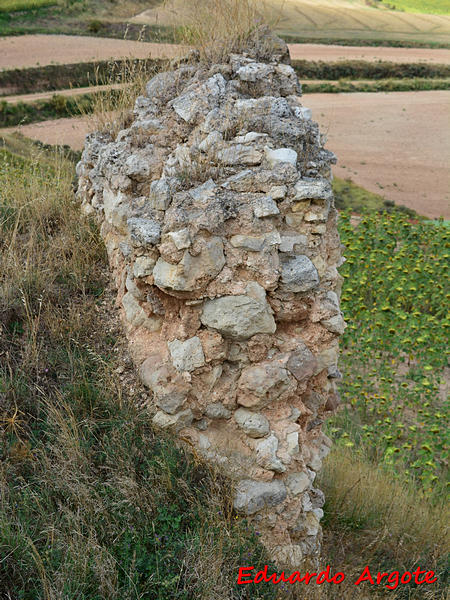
234 408 270 438
234 479 287 515
153 236 225 292
168 336 205 372
76 27 343 569
201 295 276 340
280 255 320 293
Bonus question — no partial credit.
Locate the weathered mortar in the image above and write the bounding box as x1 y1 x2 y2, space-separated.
76 31 344 567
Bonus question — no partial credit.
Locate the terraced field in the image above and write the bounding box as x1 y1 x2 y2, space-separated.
133 0 450 44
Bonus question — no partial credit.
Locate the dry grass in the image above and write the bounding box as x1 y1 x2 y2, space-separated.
168 0 282 63
76 57 167 137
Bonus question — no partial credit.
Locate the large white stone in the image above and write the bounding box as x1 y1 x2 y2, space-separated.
168 228 191 250
122 292 161 331
234 408 270 438
294 178 333 201
152 409 194 431
234 479 287 515
153 237 225 292
265 146 297 167
127 217 161 246
133 256 156 278
286 472 311 496
255 434 286 473
321 314 346 335
280 255 320 292
201 294 276 340
168 336 205 372
253 197 280 218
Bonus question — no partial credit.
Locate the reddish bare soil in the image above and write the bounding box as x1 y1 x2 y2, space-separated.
287 44 450 64
305 90 450 219
0 35 185 70
2 91 449 219
1 35 450 70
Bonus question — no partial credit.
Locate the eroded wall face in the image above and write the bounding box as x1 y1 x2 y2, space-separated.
77 36 344 567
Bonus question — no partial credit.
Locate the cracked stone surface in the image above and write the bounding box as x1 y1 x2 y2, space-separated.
77 28 344 569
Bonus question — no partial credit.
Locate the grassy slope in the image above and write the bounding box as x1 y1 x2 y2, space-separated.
380 0 450 15
0 134 448 599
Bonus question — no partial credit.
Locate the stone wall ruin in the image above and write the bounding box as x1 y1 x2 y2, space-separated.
76 31 344 567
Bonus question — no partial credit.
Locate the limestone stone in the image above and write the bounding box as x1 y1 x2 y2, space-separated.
127 218 161 247
133 256 156 278
290 512 321 538
280 255 319 292
235 408 270 438
156 393 186 415
205 403 232 419
216 144 263 166
236 62 274 82
237 359 296 409
234 479 287 515
286 472 311 496
153 237 225 292
255 434 286 473
149 178 172 210
294 178 333 201
253 197 280 218
122 292 161 331
124 154 150 181
168 228 191 250
286 431 299 455
201 295 276 340
168 336 205 372
286 343 317 382
152 409 194 431
321 314 346 335
279 234 307 252
265 147 297 167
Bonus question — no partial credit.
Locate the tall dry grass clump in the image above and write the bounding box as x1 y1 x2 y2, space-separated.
169 0 281 63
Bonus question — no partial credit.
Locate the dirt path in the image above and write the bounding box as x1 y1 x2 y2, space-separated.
1 84 125 103
2 91 448 219
1 35 450 71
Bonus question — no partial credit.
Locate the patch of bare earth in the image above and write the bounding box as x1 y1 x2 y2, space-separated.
0 35 185 70
2 36 450 70
305 90 450 219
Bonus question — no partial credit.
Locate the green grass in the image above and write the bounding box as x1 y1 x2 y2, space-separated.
381 0 450 15
0 93 97 127
0 0 55 11
303 77 450 93
332 177 418 216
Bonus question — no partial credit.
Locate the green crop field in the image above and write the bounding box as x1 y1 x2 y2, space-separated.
381 0 450 15
0 0 55 12
333 211 449 496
